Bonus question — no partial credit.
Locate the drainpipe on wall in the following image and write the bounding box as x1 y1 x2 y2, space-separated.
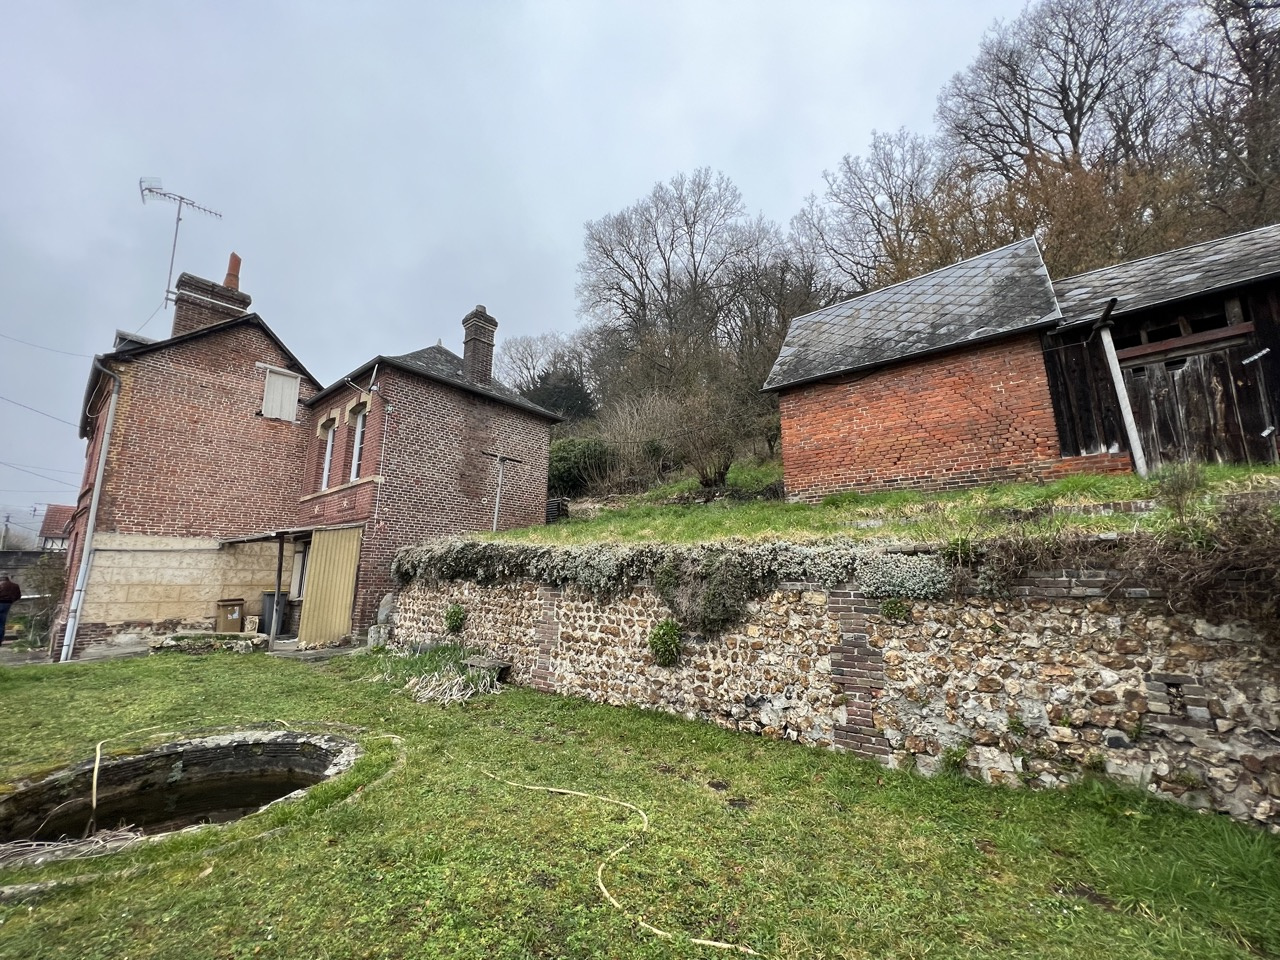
61 361 121 662
1094 297 1149 478
482 451 524 532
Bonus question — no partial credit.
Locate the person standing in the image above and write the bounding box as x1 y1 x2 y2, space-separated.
0 574 21 645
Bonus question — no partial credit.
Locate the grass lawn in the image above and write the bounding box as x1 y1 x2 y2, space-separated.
1 652 1278 959
514 464 1280 545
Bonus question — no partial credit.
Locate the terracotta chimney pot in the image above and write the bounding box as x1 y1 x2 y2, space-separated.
224 252 242 291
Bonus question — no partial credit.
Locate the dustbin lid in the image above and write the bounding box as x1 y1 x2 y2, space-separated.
217 598 245 605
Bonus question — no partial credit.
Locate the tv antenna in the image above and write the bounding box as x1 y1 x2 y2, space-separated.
139 178 222 307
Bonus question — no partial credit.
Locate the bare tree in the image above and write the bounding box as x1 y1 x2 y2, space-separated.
937 0 1184 177
1176 0 1280 229
577 168 764 398
494 331 575 394
798 129 956 291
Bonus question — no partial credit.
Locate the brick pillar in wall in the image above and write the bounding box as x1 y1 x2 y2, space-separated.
828 586 892 758
530 584 561 692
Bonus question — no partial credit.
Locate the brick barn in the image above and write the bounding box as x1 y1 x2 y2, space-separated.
59 257 556 658
765 226 1280 500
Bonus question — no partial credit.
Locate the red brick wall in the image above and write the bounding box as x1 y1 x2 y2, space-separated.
296 369 552 632
92 325 316 537
778 333 1131 500
171 273 251 337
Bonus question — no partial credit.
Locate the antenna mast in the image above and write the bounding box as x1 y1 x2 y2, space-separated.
139 178 222 307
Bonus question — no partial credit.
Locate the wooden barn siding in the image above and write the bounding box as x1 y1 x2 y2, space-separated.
1041 332 1128 457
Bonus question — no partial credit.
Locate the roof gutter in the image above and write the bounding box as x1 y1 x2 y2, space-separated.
61 359 121 662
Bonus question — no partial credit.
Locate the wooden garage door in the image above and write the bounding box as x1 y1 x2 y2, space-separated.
297 527 361 646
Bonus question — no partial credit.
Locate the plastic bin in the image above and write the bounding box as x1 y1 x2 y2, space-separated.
261 591 289 636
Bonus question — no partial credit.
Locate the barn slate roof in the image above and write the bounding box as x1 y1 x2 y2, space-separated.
763 238 1060 391
1054 221 1280 327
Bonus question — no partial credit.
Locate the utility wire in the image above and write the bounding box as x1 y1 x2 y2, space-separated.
0 331 93 358
0 395 79 428
0 461 78 487
0 463 81 474
0 489 71 494
134 298 167 335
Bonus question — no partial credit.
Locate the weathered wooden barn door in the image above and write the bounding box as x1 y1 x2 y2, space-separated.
1122 344 1277 470
297 527 362 646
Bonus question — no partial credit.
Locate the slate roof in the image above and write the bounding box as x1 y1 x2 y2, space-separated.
1055 222 1280 327
309 345 562 422
764 238 1060 391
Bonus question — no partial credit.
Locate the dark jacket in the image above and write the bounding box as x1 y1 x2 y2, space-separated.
0 580 21 603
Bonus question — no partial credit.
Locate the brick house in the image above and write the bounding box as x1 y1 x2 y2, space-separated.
38 505 74 550
271 306 556 645
765 227 1280 500
59 259 556 658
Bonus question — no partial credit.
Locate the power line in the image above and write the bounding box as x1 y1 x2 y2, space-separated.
0 489 72 494
0 331 92 358
0 463 82 475
134 298 168 335
0 462 78 487
0 395 79 428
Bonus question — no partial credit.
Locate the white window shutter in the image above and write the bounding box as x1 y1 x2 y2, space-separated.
263 370 300 420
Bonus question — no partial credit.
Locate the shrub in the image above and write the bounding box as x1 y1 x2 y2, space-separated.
548 437 613 498
443 603 467 635
855 552 950 599
1152 460 1206 523
879 598 910 622
648 618 683 667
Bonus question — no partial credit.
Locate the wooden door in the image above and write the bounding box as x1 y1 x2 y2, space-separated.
1123 344 1277 470
297 527 362 646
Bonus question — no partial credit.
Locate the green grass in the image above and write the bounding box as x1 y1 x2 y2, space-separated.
499 464 1280 546
1 653 1278 959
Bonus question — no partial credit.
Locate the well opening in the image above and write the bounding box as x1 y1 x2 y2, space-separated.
0 730 360 844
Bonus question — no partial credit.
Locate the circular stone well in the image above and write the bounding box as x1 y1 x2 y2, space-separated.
0 730 360 844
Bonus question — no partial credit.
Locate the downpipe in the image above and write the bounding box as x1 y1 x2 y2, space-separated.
60 361 121 662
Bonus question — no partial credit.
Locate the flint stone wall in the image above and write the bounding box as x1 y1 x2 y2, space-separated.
392 566 1279 828
394 578 844 747
875 595 1280 825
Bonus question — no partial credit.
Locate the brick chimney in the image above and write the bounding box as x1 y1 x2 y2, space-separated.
462 304 498 384
171 252 252 338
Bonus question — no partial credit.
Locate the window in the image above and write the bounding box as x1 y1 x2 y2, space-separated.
320 420 337 489
290 540 310 599
349 406 367 481
262 368 301 421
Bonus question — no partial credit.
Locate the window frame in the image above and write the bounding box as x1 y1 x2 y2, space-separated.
348 405 367 481
259 365 301 421
319 419 337 490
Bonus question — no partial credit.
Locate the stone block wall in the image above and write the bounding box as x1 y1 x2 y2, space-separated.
72 534 294 649
391 563 1279 827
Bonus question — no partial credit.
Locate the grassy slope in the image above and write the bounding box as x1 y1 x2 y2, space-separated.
0 653 1277 960
511 464 1280 545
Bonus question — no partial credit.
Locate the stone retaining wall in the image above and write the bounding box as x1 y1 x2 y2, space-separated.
392 566 1279 828
395 578 846 747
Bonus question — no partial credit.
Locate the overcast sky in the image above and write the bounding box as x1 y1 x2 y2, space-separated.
0 0 1025 539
